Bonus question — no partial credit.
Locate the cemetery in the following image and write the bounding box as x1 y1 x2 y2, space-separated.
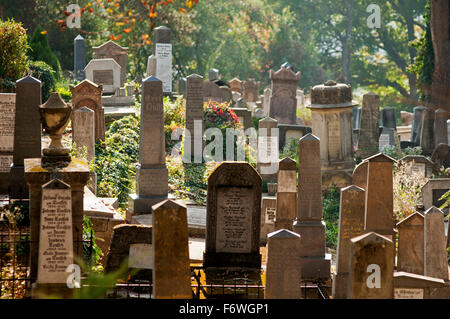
0 0 449 302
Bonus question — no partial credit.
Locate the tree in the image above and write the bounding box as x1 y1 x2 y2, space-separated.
28 25 61 78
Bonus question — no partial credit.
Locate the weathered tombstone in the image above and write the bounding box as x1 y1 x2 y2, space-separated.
401 111 414 126
378 127 396 151
352 160 368 190
431 144 450 170
153 26 172 94
260 196 276 244
356 92 380 159
146 54 157 77
184 74 204 162
93 40 128 86
424 206 448 280
152 200 191 299
420 107 435 155
381 106 397 130
411 106 426 145
296 89 305 108
203 162 262 268
348 232 394 299
364 153 396 239
243 78 260 103
268 64 300 125
128 76 168 216
274 158 297 231
228 77 243 94
333 185 365 299
308 80 356 189
0 93 15 194
293 134 331 280
203 81 232 104
74 35 86 81
265 229 302 299
10 76 42 200
421 178 450 214
434 108 448 146
394 272 446 299
399 155 434 178
277 124 311 151
178 77 186 96
208 68 219 81
70 79 105 141
84 58 121 94
263 87 271 116
397 212 424 275
257 117 279 183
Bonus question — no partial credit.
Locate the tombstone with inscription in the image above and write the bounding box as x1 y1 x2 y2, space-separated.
93 40 128 86
184 74 204 162
348 232 394 299
74 35 86 81
203 81 233 104
356 92 380 159
434 109 448 146
153 26 172 94
0 93 15 194
265 229 302 299
243 79 260 103
10 76 42 200
394 272 446 299
70 79 105 141
152 200 191 299
128 76 168 217
396 212 424 275
203 162 262 269
260 196 276 244
411 106 426 145
421 179 450 215
378 127 396 151
333 185 365 299
420 107 435 155
293 134 331 280
228 77 243 94
424 206 448 280
351 160 368 190
84 59 121 94
268 64 300 125
274 158 297 231
257 117 279 183
399 155 434 178
308 80 357 189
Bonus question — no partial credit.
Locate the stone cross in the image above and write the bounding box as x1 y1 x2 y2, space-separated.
265 229 302 299
274 158 297 231
74 35 86 81
184 74 204 163
396 212 424 275
333 185 365 299
356 92 380 159
349 232 394 299
424 206 448 280
151 200 192 299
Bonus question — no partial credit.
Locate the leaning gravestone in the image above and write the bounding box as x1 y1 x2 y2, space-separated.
74 35 86 81
274 158 297 231
203 162 262 268
0 93 15 194
10 76 42 200
424 206 448 280
333 185 365 299
396 212 424 275
184 74 204 162
152 200 191 299
349 232 394 299
356 92 380 159
265 229 302 299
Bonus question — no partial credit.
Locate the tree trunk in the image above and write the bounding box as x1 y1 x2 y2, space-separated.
341 0 354 83
430 0 450 111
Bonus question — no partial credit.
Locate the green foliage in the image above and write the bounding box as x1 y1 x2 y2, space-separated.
28 60 55 101
82 215 103 269
55 79 72 102
381 145 423 160
0 18 29 88
28 25 61 78
164 96 185 153
280 138 299 163
322 187 340 249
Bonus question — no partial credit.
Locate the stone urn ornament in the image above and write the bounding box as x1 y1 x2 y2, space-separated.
39 92 72 168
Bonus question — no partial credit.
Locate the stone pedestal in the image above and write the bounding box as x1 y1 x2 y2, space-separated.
25 158 90 283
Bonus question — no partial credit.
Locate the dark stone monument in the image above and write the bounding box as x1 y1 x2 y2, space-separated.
74 34 86 81
420 107 435 155
411 106 426 145
381 106 397 130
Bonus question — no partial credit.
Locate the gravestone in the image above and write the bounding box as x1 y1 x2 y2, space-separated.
93 40 128 86
378 127 396 151
396 212 424 275
232 108 252 130
293 134 331 280
352 160 368 190
260 196 276 245
228 77 243 93
399 155 434 178
153 26 172 94
37 179 73 284
128 76 168 216
152 200 191 299
353 107 361 130
420 107 435 155
70 79 105 141
146 55 157 77
178 77 186 96
268 64 300 125
263 88 271 116
74 35 86 81
364 153 396 239
349 232 394 299
424 206 448 280
203 81 232 104
333 185 365 299
257 117 279 183
10 76 42 200
356 92 380 159
265 229 302 299
401 111 413 126
431 143 450 170
411 106 426 145
394 272 446 299
381 106 397 130
277 124 311 151
274 158 297 231
184 74 204 162
421 179 450 214
0 93 15 194
434 109 448 146
243 78 260 103
296 89 305 108
203 162 262 268
84 59 121 94
308 80 356 189
72 107 95 163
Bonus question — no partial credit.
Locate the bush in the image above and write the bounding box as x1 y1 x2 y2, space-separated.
0 18 29 90
28 60 55 102
322 187 340 249
28 25 61 78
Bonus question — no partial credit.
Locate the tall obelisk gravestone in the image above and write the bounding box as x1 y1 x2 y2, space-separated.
153 26 172 95
293 134 331 280
128 76 168 218
10 76 42 199
74 35 86 81
184 74 204 163
356 92 380 159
